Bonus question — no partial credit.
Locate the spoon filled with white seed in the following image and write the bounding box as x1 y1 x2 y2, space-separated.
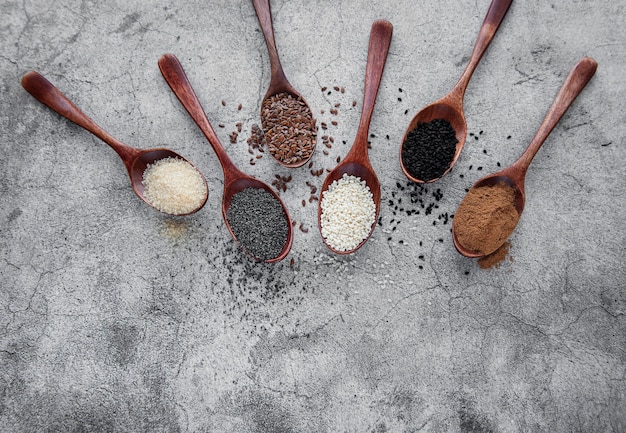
21 71 208 216
317 20 393 254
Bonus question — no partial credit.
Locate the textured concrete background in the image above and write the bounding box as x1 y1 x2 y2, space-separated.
1 0 625 432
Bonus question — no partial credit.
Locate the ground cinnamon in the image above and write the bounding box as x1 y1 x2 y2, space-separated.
453 181 519 255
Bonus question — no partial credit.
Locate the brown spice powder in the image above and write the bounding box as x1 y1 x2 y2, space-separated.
478 241 512 269
453 181 519 255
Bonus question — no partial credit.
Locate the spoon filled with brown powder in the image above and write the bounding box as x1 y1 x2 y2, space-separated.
452 57 597 257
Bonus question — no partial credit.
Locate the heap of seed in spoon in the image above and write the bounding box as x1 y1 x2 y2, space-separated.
261 92 317 165
320 174 376 252
142 157 206 215
402 118 458 181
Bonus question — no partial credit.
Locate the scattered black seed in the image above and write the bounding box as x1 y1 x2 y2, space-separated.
399 88 403 92
497 162 501 167
401 119 458 181
404 109 409 115
398 97 402 102
464 271 470 275
507 135 512 139
477 167 483 171
483 149 487 154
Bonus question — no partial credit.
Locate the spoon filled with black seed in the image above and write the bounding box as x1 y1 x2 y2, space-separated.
400 0 512 183
159 53 293 262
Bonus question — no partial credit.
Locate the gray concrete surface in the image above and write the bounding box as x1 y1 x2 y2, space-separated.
1 0 625 432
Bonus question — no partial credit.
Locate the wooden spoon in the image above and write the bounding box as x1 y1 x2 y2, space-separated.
21 71 208 216
158 53 293 263
317 20 393 254
400 0 513 183
453 57 598 258
252 0 316 168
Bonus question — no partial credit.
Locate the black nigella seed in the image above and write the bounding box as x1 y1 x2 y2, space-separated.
401 119 458 182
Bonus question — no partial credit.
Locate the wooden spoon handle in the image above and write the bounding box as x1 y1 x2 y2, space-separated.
251 0 287 88
452 0 512 97
158 54 241 179
514 57 598 173
21 71 136 161
352 20 393 155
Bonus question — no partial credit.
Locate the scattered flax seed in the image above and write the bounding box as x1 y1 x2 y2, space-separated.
329 137 334 143
261 92 317 165
333 86 340 91
237 103 242 111
236 122 243 132
340 87 345 93
323 150 329 155
321 122 328 130
352 100 357 107
336 156 341 163
221 100 226 106
334 102 341 108
229 131 238 143
299 223 309 233
308 161 314 169
219 124 225 128
321 86 327 91
302 199 306 207
331 121 338 126
330 109 338 115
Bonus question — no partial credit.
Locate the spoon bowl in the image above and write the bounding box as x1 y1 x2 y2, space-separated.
21 71 208 216
400 0 512 183
252 0 316 168
453 57 598 258
317 19 392 255
158 53 293 262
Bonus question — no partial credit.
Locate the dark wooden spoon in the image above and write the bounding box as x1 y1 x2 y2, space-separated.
400 0 513 183
252 0 316 168
317 20 393 254
21 70 208 216
158 53 293 262
453 57 598 258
